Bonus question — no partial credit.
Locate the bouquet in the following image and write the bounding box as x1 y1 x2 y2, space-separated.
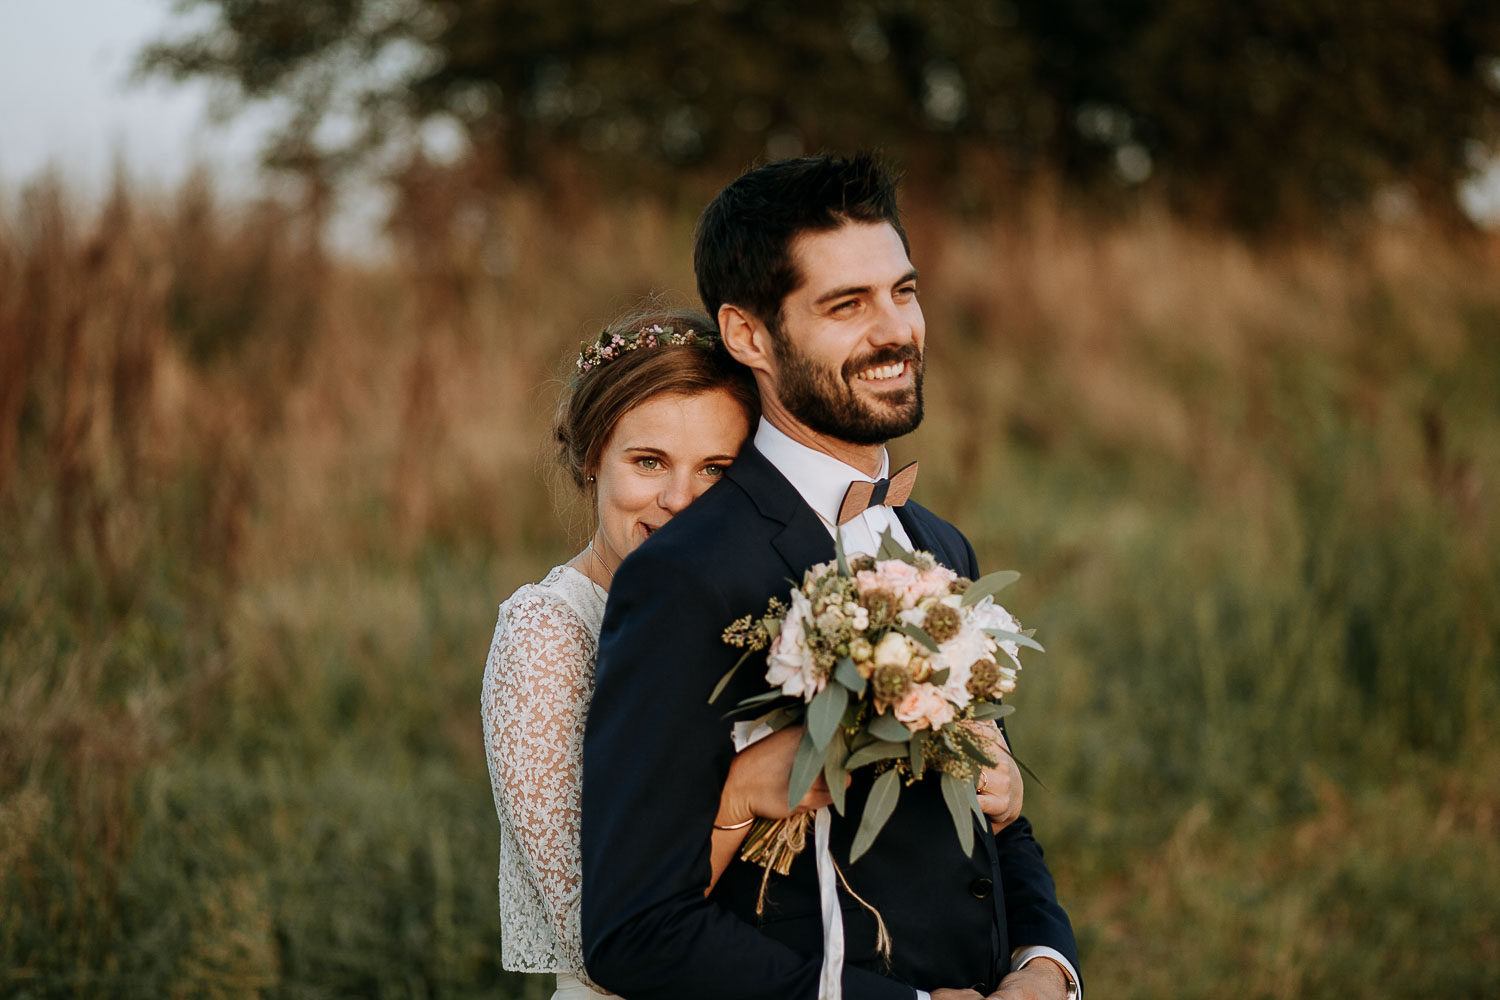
713 531 1042 873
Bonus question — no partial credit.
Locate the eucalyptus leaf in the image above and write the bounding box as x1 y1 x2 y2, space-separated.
876 529 916 564
834 656 867 696
765 619 781 639
929 667 950 686
835 532 851 578
786 729 823 812
894 622 939 652
709 647 757 704
965 775 986 821
968 701 1008 721
823 732 849 815
808 683 847 751
940 771 975 856
982 628 1045 653
867 710 913 744
845 739 907 770
850 768 902 863
960 570 1020 608
757 704 803 733
908 733 926 781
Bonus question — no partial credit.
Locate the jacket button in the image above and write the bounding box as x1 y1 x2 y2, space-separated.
969 877 993 898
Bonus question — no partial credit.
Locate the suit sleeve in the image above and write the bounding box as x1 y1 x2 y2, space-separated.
580 545 915 1000
959 529 1082 978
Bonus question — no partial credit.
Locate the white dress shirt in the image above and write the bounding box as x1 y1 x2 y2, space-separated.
752 417 1082 1000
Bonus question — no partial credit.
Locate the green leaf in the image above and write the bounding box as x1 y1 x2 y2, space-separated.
845 739 907 770
965 775 986 821
876 529 916 563
908 733 926 781
928 667 950 686
807 683 847 751
982 628 1045 653
893 622 939 652
835 531 851 578
867 710 913 743
960 570 1020 608
850 769 902 863
764 619 781 639
940 771 976 857
709 647 758 704
968 701 1015 722
834 656 867 696
752 704 804 733
787 729 823 812
823 733 849 815
721 688 786 720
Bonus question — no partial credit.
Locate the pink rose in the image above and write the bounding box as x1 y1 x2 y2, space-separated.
894 684 956 730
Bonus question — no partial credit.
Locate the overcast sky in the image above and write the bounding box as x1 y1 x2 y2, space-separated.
0 0 277 196
2 1 1498 228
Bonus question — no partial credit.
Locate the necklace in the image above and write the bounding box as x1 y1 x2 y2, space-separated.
587 538 615 586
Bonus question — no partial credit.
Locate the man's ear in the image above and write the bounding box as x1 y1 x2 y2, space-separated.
719 304 774 375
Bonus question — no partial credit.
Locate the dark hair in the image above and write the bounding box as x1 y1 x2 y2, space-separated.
692 152 908 332
553 309 759 490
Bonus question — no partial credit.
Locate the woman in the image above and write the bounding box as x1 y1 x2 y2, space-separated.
481 311 836 1000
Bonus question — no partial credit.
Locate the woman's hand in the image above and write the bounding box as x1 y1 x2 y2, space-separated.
963 720 1023 832
715 725 837 828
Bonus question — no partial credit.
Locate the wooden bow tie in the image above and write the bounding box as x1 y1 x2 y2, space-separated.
836 461 920 526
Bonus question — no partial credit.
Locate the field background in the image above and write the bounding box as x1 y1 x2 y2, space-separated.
2 166 1499 998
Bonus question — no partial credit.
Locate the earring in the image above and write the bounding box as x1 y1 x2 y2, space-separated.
586 475 596 483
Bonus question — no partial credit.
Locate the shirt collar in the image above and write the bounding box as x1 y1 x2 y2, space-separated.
753 418 890 528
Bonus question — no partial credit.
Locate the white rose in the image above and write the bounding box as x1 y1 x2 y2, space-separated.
872 631 912 669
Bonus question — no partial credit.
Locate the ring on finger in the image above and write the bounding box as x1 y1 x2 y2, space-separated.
978 771 989 794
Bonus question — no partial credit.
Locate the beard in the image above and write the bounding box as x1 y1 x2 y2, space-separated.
770 337 925 446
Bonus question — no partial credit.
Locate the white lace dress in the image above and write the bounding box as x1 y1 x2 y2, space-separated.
482 564 612 999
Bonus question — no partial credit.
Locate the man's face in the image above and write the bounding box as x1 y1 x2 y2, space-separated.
767 222 925 445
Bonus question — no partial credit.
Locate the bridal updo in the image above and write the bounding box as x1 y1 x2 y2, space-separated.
553 309 759 491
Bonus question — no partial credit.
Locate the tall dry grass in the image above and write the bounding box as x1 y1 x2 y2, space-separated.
2 166 1497 998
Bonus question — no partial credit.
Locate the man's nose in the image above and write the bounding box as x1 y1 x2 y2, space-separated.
867 295 919 347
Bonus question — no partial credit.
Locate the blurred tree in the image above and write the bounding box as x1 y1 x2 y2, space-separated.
140 0 1500 229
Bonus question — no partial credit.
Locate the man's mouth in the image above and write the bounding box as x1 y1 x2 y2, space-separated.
854 360 909 383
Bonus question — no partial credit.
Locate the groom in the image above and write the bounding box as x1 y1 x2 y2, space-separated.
581 154 1080 1000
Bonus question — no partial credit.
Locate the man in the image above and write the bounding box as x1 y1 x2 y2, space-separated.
581 154 1080 1000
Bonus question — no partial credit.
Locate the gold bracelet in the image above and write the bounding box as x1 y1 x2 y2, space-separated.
712 816 755 831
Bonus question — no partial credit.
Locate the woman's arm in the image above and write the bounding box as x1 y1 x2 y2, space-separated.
704 725 835 894
481 590 597 964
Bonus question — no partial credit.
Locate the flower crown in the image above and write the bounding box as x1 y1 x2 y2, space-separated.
574 323 708 378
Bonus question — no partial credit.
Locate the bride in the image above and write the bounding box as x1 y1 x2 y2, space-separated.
481 311 838 999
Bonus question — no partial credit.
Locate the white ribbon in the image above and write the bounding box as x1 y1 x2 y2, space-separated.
814 806 844 1000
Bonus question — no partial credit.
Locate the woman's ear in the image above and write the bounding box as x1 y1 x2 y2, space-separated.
718 304 774 375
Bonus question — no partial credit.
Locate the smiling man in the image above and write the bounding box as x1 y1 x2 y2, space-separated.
581 154 1080 1000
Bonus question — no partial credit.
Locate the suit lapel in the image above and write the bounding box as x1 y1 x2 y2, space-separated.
725 443 836 578
896 503 955 568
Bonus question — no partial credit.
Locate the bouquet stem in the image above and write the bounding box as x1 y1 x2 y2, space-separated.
739 813 813 876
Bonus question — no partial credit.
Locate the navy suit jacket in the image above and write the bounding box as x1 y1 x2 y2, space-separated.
581 443 1078 999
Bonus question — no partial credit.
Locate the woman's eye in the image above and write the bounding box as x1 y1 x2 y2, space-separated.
637 456 661 470
703 464 727 478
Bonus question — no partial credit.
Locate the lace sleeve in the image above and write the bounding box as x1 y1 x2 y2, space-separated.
482 585 597 971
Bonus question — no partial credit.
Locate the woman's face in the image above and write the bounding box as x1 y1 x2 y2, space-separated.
591 388 751 574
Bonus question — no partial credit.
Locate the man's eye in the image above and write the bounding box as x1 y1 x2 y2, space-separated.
703 464 727 478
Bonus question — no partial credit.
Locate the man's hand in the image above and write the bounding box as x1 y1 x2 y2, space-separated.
961 721 1022 832
929 990 985 1000
986 958 1069 1000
